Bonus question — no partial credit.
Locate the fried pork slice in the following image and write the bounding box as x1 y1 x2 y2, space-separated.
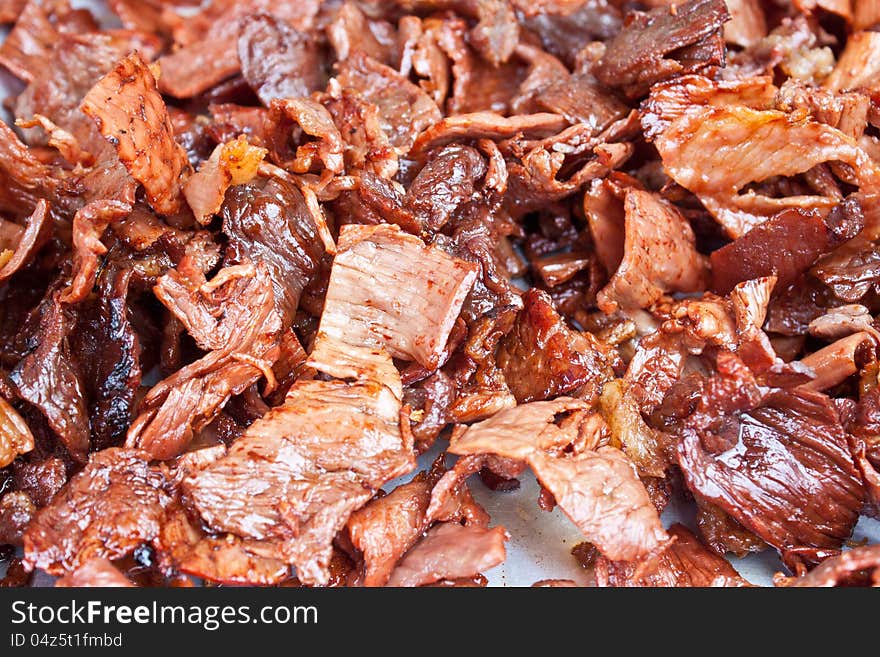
55 558 134 588
310 223 478 371
10 291 89 463
596 189 709 312
595 524 748 587
336 52 442 155
777 545 880 587
81 52 192 216
646 76 880 237
443 398 669 562
126 262 282 459
23 448 170 575
596 0 730 98
386 522 507 587
496 288 616 403
157 505 290 586
0 198 50 282
677 357 865 567
183 351 414 586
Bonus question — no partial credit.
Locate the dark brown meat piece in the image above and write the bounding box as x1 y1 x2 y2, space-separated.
0 491 36 546
9 292 89 463
778 545 880 587
337 52 442 155
677 360 865 566
596 0 730 98
222 176 324 325
23 448 170 575
595 524 749 587
238 13 323 106
496 288 615 404
0 199 51 283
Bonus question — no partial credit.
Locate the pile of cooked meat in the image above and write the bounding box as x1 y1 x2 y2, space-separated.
1 0 880 589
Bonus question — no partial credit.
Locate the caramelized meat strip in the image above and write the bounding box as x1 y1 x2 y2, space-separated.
55 558 134 587
81 52 192 215
595 524 749 587
23 448 170 575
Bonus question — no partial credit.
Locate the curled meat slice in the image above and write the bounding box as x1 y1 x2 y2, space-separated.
81 52 192 215
595 524 749 587
126 263 282 459
10 292 89 462
312 224 477 370
0 198 50 282
496 288 615 403
778 545 880 587
386 522 507 587
184 359 414 586
597 189 708 313
271 98 345 175
447 398 669 561
649 91 880 237
23 448 170 575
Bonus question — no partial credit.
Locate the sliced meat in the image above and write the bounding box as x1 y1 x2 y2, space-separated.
312 224 477 370
0 491 36 546
23 448 170 575
597 189 708 313
447 398 669 561
386 522 507 587
595 523 749 587
779 545 880 587
81 52 192 215
496 288 615 404
238 13 323 106
596 0 731 98
0 199 51 283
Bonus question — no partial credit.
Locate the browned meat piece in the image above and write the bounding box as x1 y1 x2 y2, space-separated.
327 2 394 64
62 200 132 304
0 491 35 546
595 524 749 587
597 189 708 312
386 522 507 587
270 98 345 175
677 359 865 567
696 501 767 557
9 292 89 462
596 0 730 98
157 505 289 586
797 332 876 392
72 268 142 450
337 52 442 155
81 52 192 216
55 557 133 587
126 262 282 459
646 76 880 238
0 199 51 283
497 288 615 403
711 200 865 294
312 224 477 370
238 14 323 106
221 175 324 324
183 367 414 586
777 545 880 587
23 448 170 575
445 398 669 561
0 122 71 221
347 474 432 587
12 456 66 508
